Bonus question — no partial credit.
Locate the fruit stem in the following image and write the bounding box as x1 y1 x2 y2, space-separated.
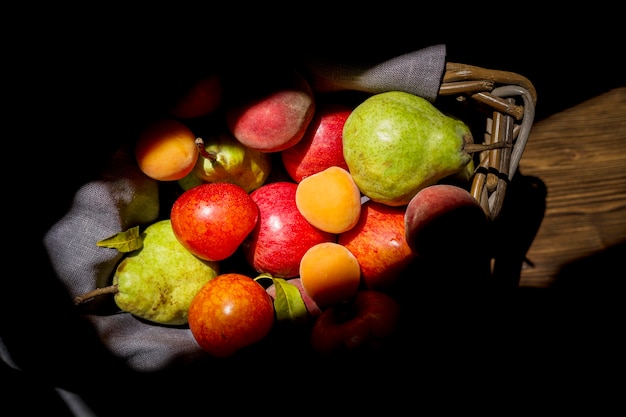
463 142 510 153
195 137 217 161
73 284 119 305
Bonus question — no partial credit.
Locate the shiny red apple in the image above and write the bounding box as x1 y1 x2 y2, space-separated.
241 181 335 278
281 101 352 183
338 199 416 290
310 289 401 356
188 273 275 358
170 182 258 261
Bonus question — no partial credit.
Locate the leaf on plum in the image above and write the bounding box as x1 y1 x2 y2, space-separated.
96 226 143 253
272 278 308 324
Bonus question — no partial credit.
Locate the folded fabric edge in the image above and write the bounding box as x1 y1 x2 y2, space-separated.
302 44 447 102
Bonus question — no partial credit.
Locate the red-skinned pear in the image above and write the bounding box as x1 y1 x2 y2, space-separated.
242 181 335 278
170 182 258 261
281 102 352 182
338 199 415 290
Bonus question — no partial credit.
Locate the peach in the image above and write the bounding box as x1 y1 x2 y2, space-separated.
295 166 361 234
299 242 361 309
404 184 488 257
225 69 315 153
403 184 491 283
134 118 199 181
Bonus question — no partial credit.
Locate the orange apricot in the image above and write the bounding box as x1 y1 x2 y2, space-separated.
135 118 199 181
295 166 361 234
299 242 361 309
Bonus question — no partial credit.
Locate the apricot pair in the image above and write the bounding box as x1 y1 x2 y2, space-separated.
295 166 364 308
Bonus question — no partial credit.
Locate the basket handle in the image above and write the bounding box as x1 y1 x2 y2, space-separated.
439 62 537 221
441 62 537 105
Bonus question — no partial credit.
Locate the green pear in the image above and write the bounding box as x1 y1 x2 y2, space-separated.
177 169 204 191
192 132 272 193
342 91 497 206
112 219 219 325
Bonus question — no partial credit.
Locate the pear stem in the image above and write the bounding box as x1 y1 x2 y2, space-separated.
463 142 510 153
195 137 217 161
73 284 119 305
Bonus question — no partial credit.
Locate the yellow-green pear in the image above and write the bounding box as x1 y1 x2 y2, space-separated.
342 91 499 206
112 219 219 325
193 132 272 193
177 169 204 191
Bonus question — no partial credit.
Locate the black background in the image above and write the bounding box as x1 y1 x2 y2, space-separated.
4 7 623 415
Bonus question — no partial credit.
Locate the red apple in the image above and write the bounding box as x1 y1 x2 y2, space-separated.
281 101 352 183
241 181 335 278
188 273 275 358
338 199 416 290
225 68 316 153
404 184 490 282
309 290 401 356
170 182 258 261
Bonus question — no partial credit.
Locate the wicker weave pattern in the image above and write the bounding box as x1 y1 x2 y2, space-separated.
439 62 536 220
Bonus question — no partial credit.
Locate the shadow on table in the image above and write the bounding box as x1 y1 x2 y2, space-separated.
552 240 626 293
548 239 625 338
491 171 548 288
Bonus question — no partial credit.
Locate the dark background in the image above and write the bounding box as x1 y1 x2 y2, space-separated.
4 8 623 415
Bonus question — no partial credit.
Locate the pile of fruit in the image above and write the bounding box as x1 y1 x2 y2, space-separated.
75 64 502 358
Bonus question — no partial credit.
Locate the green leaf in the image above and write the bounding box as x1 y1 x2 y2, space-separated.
96 226 143 253
254 273 275 286
272 278 308 324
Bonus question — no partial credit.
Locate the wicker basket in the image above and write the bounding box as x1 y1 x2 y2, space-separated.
437 62 536 221
34 54 539 376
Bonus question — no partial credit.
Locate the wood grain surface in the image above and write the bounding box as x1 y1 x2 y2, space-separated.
515 87 626 288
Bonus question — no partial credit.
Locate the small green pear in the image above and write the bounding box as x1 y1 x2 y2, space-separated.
177 169 204 191
342 91 496 206
112 219 219 325
192 132 272 193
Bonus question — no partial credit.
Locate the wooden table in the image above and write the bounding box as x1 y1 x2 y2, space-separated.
515 87 626 289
